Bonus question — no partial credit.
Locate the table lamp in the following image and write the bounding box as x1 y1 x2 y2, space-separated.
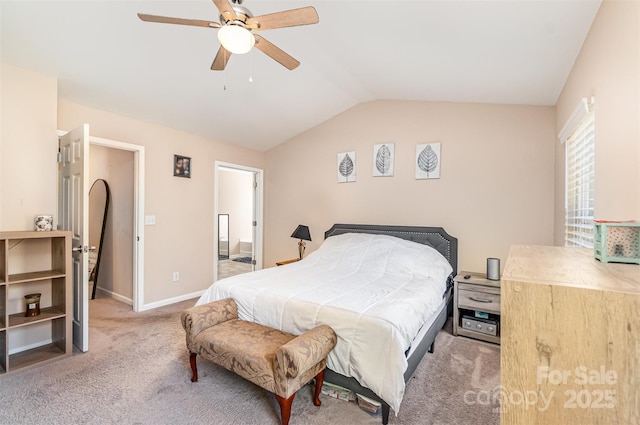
291 225 311 259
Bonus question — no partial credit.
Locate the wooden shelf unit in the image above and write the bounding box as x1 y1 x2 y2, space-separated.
0 231 72 375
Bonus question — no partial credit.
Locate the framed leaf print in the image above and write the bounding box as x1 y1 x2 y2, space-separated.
337 151 356 183
373 143 394 177
416 142 441 179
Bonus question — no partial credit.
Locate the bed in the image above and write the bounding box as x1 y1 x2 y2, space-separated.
197 224 458 424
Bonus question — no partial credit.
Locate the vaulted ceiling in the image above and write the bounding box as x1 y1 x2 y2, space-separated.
1 0 601 151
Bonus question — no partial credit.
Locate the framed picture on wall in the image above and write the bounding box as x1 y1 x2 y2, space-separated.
373 143 394 177
337 151 356 183
415 143 441 179
174 155 191 178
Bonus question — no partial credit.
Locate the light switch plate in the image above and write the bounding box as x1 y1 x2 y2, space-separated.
145 215 156 225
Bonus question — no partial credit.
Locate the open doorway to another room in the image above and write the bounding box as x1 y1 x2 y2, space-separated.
215 162 263 281
89 145 135 306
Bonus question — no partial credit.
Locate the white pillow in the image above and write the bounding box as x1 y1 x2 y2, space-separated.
310 232 452 283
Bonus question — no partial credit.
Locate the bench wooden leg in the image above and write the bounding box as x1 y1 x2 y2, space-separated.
274 369 325 425
275 393 295 425
189 352 198 382
313 369 325 406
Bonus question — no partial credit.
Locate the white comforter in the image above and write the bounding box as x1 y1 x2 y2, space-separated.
197 232 453 413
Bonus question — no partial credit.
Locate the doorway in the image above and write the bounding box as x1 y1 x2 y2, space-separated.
89 136 145 312
89 145 134 305
214 161 263 281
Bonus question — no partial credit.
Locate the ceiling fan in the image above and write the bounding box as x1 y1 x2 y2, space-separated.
138 0 319 71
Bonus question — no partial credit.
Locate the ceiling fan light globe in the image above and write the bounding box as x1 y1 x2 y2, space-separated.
218 25 255 54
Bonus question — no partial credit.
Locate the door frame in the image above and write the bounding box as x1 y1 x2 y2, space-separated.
58 130 145 312
214 161 263 281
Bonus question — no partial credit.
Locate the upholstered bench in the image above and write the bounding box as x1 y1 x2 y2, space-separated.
181 298 337 425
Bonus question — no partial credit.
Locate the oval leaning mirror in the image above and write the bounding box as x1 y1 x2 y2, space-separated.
89 179 111 300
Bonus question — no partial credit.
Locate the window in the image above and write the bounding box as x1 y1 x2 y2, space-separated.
563 100 595 248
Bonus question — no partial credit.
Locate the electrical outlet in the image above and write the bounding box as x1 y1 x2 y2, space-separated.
172 272 179 282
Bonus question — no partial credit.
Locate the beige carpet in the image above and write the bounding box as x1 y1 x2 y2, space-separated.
0 296 500 425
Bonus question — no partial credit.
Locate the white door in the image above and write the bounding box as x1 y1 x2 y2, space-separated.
59 124 90 352
251 172 258 271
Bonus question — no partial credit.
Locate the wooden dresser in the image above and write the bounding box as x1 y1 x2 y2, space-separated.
501 245 640 425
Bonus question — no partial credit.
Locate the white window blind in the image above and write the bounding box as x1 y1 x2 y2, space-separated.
564 107 595 248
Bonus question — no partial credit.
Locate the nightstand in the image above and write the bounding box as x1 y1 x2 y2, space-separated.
276 258 299 266
453 271 501 344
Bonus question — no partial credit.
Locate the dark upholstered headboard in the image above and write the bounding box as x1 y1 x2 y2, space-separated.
324 224 458 276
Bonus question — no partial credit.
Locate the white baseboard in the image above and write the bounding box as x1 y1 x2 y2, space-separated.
137 290 205 311
95 285 203 312
95 286 133 306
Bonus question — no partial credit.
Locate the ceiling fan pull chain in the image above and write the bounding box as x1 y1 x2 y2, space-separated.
249 50 253 83
223 49 228 90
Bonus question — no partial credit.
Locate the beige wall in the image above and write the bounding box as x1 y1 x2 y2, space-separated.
57 99 265 304
1 63 59 348
264 100 556 273
554 0 640 244
0 63 58 231
89 145 134 301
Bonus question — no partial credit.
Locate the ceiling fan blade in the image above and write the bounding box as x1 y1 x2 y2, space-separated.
212 0 237 22
247 6 318 30
253 35 300 70
137 13 220 28
211 46 232 71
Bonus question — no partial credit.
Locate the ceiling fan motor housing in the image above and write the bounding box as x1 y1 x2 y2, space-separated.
221 4 253 27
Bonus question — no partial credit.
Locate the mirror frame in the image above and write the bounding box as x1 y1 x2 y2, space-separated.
89 179 111 300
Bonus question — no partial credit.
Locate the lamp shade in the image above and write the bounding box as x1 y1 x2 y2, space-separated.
291 225 311 241
217 25 255 54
